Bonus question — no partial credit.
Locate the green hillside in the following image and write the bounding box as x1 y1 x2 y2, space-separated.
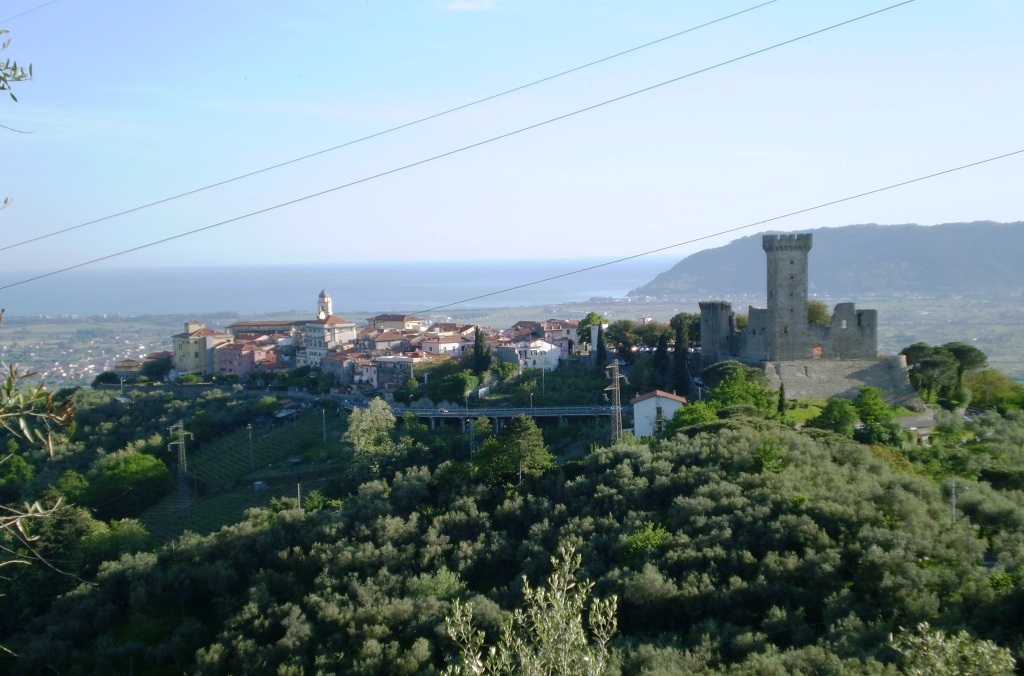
5 413 1023 674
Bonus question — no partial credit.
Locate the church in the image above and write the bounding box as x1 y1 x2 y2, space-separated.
296 290 357 368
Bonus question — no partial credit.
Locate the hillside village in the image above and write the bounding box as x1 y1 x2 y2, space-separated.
147 290 579 396
107 234 924 415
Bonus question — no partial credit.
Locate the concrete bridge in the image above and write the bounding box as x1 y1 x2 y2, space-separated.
409 405 618 432
338 397 617 433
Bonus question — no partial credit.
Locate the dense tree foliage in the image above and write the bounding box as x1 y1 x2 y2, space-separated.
704 362 776 414
473 415 553 487
80 446 173 520
4 407 1022 673
902 341 988 409
4 338 1024 674
806 398 859 438
344 397 404 477
576 312 604 347
444 544 616 675
471 327 492 375
890 622 1015 675
604 320 670 366
807 299 831 326
594 324 607 370
967 369 1024 413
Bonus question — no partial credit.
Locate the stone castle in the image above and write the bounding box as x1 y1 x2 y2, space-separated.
700 234 877 365
699 233 919 406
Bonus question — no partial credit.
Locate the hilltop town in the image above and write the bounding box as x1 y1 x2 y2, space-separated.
157 291 578 396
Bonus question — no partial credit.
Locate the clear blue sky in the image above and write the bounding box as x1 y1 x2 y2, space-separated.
2 0 1022 273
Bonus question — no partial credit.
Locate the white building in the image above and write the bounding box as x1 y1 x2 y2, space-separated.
630 390 688 438
496 339 561 372
297 290 358 367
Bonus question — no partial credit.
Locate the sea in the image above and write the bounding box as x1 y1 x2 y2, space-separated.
0 257 680 318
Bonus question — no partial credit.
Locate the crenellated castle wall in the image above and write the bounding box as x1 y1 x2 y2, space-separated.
700 233 877 368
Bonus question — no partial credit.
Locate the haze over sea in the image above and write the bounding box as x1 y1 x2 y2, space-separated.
0 258 679 318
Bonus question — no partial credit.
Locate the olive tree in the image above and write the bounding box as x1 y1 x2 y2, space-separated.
444 544 617 675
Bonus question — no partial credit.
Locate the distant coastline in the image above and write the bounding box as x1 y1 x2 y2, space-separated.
0 258 679 318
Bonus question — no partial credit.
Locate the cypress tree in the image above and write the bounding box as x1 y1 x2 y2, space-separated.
671 316 689 393
595 323 607 370
472 326 491 374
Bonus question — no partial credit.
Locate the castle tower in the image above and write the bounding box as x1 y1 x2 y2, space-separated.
699 301 733 368
317 289 332 320
762 233 812 360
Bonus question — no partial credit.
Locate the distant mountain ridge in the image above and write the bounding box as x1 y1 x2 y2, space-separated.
629 221 1024 299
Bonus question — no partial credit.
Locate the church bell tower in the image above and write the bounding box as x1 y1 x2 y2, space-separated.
317 289 332 320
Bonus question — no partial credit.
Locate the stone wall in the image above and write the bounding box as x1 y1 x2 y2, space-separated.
699 233 879 367
761 356 924 409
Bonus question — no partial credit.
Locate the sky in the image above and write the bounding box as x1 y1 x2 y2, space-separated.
1 0 1022 278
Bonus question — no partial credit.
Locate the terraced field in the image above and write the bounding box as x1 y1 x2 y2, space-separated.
141 410 347 544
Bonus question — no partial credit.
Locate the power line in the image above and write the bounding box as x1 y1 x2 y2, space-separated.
0 0 780 253
414 149 1024 314
0 0 918 293
1 0 60 23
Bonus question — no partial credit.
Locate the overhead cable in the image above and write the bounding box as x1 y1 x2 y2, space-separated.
0 0 779 252
413 149 1024 313
1 0 59 24
0 0 917 292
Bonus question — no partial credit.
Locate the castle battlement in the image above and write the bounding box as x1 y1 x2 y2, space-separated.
762 233 812 252
700 232 876 367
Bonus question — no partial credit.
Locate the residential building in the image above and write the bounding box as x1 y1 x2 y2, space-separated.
495 339 561 372
296 290 358 367
215 340 278 378
172 321 233 376
631 390 688 438
543 319 579 358
369 313 425 332
114 358 144 381
420 335 464 356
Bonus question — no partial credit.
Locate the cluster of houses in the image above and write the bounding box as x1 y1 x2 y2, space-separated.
130 290 583 394
111 290 698 441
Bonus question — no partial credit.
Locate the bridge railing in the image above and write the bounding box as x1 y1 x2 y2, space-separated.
336 398 617 418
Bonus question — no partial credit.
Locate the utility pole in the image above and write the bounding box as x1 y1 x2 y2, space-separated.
542 355 546 396
950 478 966 525
247 423 254 472
951 477 957 524
167 420 193 491
605 360 627 444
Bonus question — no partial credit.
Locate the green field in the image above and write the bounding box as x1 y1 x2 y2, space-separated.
141 411 348 544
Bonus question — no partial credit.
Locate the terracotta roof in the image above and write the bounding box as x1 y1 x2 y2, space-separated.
629 390 688 405
370 313 423 322
375 331 405 342
309 315 354 326
229 320 299 328
425 335 463 344
173 327 230 339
